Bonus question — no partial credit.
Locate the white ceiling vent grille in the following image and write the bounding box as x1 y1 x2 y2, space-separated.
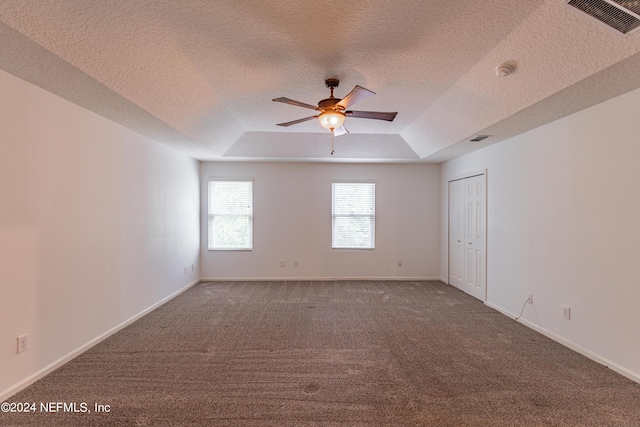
567 0 640 34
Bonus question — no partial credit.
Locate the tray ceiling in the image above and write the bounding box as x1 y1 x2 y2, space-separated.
1 0 639 162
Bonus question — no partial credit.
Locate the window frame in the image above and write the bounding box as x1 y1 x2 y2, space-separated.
331 181 376 250
207 179 254 251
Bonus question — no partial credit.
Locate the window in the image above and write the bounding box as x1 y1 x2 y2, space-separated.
208 180 253 250
332 182 375 249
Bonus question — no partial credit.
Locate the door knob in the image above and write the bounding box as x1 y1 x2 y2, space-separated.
468 242 472 245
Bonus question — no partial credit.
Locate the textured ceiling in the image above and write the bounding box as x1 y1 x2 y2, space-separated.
1 0 639 163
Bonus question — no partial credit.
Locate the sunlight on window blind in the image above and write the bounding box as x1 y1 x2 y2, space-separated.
208 180 253 250
332 182 375 249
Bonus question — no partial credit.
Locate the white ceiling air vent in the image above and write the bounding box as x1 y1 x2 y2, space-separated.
567 0 640 35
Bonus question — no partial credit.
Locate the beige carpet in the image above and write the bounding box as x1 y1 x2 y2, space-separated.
2 280 639 426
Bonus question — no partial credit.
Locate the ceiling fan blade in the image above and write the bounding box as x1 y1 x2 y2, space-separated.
336 85 375 109
272 97 319 110
346 110 398 121
276 116 318 127
333 125 349 137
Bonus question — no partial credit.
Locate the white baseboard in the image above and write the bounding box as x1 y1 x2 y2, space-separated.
485 301 640 385
0 278 201 402
200 276 442 282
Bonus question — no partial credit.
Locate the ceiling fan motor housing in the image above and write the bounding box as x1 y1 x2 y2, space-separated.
318 97 342 110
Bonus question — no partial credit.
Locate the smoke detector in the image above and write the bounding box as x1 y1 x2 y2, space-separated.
495 63 515 77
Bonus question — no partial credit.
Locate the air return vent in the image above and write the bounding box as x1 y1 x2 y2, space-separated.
469 135 490 143
567 0 640 35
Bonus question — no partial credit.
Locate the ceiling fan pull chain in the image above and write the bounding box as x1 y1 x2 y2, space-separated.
331 131 335 155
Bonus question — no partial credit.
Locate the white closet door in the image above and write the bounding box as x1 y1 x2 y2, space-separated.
464 174 486 300
449 179 465 290
449 173 486 301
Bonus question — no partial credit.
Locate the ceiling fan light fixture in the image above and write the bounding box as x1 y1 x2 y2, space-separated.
318 111 346 130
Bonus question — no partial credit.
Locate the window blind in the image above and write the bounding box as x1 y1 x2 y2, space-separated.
208 180 253 250
332 182 375 249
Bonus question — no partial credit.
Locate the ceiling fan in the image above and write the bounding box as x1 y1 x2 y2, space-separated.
272 78 397 153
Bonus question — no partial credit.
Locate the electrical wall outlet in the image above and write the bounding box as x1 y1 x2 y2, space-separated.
563 306 571 320
17 334 28 354
191 263 195 271
294 260 299 267
184 266 187 274
527 293 533 304
280 260 286 267
397 260 403 267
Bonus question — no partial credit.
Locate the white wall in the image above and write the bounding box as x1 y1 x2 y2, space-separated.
441 87 640 382
200 162 440 280
0 69 200 398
